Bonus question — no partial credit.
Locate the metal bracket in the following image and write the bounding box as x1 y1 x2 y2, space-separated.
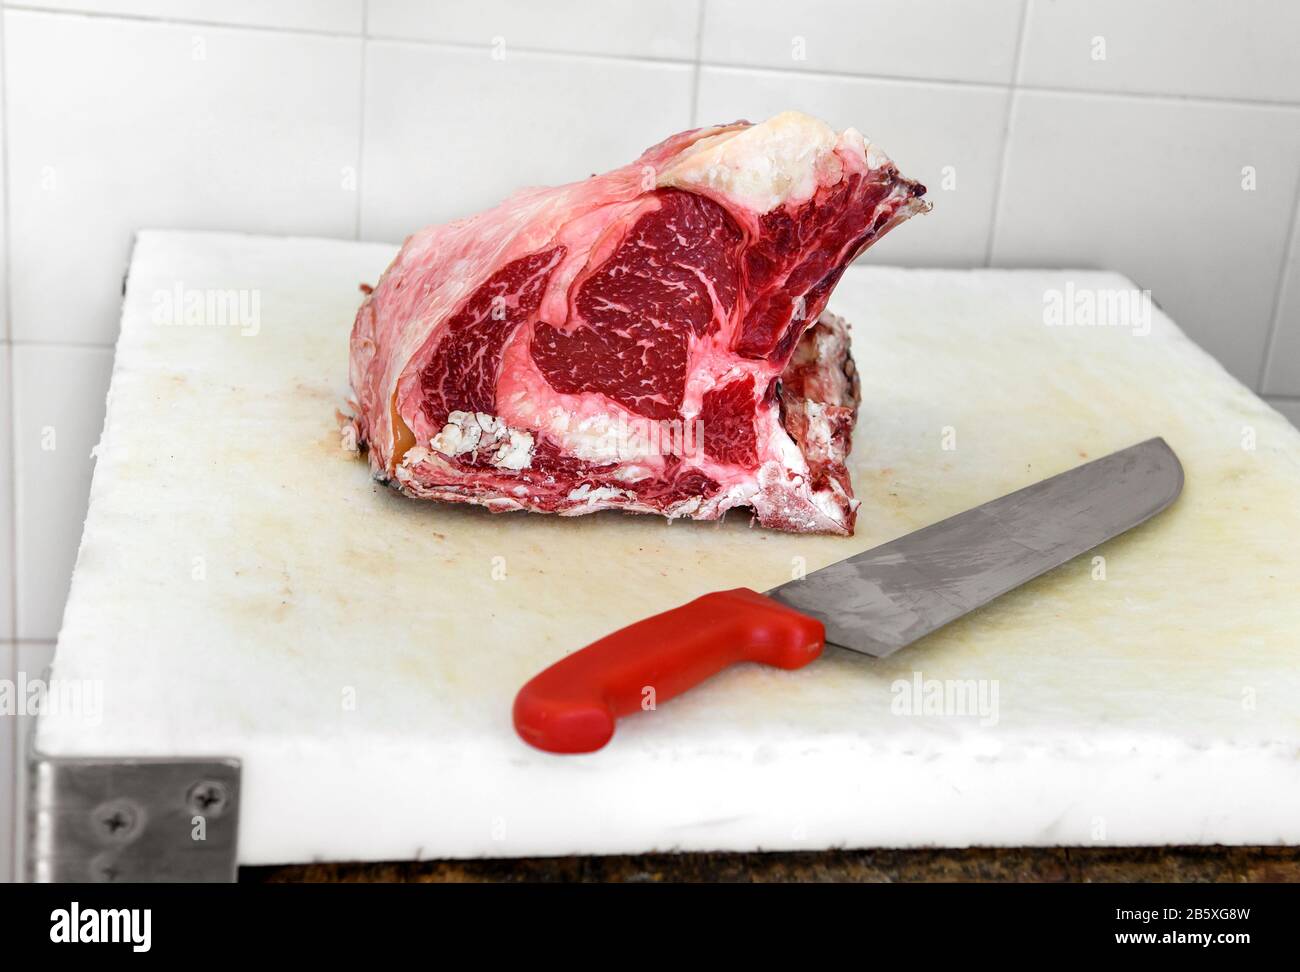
26 747 242 883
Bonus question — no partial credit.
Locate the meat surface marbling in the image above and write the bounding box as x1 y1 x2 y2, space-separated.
348 111 926 534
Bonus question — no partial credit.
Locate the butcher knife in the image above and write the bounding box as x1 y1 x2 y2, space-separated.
514 437 1183 753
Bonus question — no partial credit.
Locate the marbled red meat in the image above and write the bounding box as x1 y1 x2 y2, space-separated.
347 111 926 534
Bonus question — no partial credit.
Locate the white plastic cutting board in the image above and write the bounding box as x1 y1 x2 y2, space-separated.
38 230 1300 865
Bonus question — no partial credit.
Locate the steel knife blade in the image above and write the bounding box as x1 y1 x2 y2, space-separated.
764 437 1183 657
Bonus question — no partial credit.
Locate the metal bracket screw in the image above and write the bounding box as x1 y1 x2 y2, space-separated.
187 780 230 818
92 799 144 843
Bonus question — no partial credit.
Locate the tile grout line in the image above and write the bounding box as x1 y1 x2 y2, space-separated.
4 3 362 40
693 64 1300 111
992 80 1300 111
982 0 1032 267
2 2 15 640
381 37 1300 111
369 34 694 72
1256 169 1300 392
1 5 1299 112
354 0 368 241
1 3 19 884
688 0 706 127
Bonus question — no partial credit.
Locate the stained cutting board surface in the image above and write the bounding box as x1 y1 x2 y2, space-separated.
39 230 1300 864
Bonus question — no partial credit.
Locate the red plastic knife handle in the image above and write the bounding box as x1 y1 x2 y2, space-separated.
513 588 825 754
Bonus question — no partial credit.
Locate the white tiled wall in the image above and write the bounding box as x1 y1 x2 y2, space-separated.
0 0 1298 881
6 11 363 345
990 91 1300 382
1018 0 1300 103
360 43 694 239
367 0 702 59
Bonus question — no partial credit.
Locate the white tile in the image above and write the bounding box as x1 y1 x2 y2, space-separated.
991 92 1300 385
0 643 13 883
0 348 14 640
696 68 1009 267
367 0 700 60
1262 223 1300 395
10 1 365 33
1268 398 1300 428
1020 0 1300 103
360 43 693 242
5 11 362 345
12 345 114 641
0 13 7 342
15 643 55 694
701 0 1025 84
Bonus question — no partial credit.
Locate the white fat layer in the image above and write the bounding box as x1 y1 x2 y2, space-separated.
772 422 812 479
429 410 535 470
568 484 627 503
810 476 858 524
521 404 700 465
543 407 625 461
657 110 887 213
428 414 483 455
613 464 654 483
802 401 832 452
493 427 535 470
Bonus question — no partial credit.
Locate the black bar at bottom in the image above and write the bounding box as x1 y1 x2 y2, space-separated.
0 880 1291 957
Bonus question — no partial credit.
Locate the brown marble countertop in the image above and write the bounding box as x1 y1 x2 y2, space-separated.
243 846 1300 883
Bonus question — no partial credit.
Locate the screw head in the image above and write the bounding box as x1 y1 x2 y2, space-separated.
90 799 143 843
186 780 229 818
89 851 123 882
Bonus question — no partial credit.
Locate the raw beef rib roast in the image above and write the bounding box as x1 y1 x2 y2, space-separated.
348 111 926 534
